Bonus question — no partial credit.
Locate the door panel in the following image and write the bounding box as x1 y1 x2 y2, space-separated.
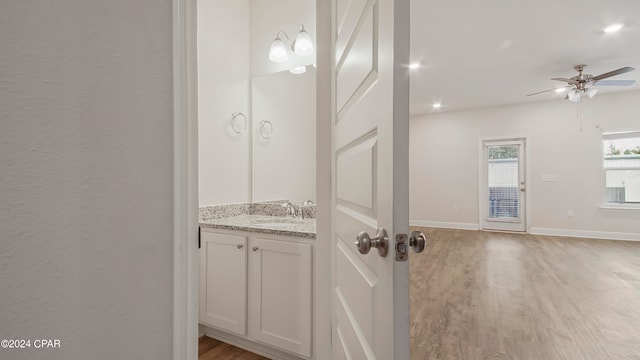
331 0 410 358
199 232 247 335
248 238 312 358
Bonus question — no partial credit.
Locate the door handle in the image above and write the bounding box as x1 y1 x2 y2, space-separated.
409 230 426 253
395 230 427 261
355 228 388 257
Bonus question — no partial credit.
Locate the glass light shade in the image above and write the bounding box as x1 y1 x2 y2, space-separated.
294 29 314 56
289 66 307 75
269 38 288 63
567 89 581 102
586 88 599 98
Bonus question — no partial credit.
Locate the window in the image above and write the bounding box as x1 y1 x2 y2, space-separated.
603 131 640 206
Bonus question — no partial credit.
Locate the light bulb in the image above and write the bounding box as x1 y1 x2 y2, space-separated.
294 25 314 56
269 37 288 63
567 89 581 102
586 88 598 98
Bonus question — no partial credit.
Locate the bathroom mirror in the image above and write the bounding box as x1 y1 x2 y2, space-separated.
251 67 316 203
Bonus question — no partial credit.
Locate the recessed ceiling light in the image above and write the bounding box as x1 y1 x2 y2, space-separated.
604 23 624 33
409 62 421 70
432 102 442 109
555 88 567 93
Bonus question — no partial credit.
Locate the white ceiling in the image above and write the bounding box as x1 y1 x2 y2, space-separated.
409 0 640 115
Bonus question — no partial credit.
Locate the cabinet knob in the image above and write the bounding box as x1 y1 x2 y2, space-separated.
237 244 243 249
252 246 259 252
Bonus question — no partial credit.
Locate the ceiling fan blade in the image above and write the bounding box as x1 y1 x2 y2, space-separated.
551 77 579 84
593 79 636 86
592 66 635 81
526 86 569 96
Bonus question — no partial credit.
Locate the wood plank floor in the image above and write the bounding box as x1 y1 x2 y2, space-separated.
410 227 640 360
199 336 268 360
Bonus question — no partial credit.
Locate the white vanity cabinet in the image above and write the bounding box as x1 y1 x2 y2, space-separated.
248 237 312 357
199 232 247 335
199 229 313 359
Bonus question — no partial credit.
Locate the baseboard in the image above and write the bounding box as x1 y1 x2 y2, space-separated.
410 220 480 231
529 227 640 241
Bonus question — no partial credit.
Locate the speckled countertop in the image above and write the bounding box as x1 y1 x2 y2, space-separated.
199 201 316 239
200 214 316 239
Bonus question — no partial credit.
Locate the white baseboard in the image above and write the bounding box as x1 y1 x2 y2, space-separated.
529 227 640 241
410 220 480 231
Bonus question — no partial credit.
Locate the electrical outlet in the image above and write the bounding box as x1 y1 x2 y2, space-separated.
453 205 459 212
567 210 574 217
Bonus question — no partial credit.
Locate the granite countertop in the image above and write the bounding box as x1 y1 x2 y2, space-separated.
199 201 316 239
200 214 316 239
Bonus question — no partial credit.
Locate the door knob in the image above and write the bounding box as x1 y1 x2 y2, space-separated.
355 228 388 257
409 230 426 253
395 230 428 261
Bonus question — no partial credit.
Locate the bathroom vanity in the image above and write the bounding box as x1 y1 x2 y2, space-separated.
199 202 316 360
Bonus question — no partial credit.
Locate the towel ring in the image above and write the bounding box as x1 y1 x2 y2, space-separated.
259 120 273 140
231 112 247 134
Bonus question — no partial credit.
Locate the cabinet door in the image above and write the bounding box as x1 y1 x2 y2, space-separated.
249 238 312 357
199 232 247 335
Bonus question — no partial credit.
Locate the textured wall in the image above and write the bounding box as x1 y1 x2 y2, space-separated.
0 1 174 359
410 90 640 236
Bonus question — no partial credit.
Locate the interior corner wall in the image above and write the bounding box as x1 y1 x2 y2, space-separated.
249 0 316 77
409 90 640 237
198 0 251 206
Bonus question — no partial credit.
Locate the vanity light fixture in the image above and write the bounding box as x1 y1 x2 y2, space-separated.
269 24 314 63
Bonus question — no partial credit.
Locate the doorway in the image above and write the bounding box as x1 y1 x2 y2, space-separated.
480 138 527 232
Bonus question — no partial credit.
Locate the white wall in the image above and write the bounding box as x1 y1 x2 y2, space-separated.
0 1 173 359
410 90 640 238
250 0 316 77
198 0 251 206
252 69 317 203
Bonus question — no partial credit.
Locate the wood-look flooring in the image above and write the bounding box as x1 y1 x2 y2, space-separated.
199 336 268 360
410 227 640 360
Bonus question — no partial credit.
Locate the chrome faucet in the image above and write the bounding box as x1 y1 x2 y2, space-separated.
282 200 314 220
282 201 302 219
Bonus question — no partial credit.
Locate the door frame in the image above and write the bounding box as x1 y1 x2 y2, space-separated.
171 0 333 359
477 136 531 233
172 0 199 359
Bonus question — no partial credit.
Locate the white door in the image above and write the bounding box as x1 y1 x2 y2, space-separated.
331 0 411 358
480 139 527 232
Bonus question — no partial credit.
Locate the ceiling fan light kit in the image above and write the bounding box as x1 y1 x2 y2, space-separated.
527 64 636 101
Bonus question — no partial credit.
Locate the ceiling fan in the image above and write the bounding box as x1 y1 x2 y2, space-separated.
527 64 636 102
